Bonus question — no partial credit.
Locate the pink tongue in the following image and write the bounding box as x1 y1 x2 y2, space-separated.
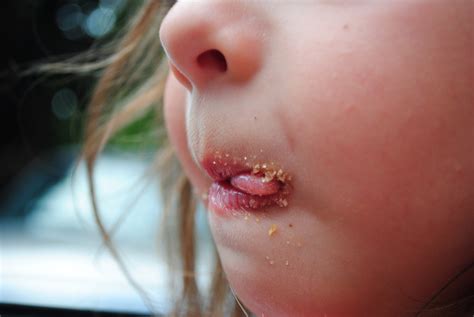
230 173 280 196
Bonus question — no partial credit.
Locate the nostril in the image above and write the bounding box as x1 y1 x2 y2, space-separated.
197 49 228 73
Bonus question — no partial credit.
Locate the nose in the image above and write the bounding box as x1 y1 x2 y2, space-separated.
159 1 266 91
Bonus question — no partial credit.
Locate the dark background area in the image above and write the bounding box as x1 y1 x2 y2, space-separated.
0 2 196 316
0 0 127 221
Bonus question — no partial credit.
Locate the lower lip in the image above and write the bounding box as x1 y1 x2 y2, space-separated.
207 181 288 216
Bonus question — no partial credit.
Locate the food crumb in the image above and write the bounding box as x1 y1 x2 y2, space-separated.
269 260 274 265
268 224 278 236
285 260 289 266
277 198 288 207
252 164 261 174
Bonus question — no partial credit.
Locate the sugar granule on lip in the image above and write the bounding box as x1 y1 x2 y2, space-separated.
262 170 277 183
252 164 261 174
275 197 288 207
251 163 291 184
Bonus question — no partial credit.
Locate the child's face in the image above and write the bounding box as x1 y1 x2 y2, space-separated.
160 1 473 315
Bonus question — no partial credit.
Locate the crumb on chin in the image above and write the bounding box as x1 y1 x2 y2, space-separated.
268 224 278 236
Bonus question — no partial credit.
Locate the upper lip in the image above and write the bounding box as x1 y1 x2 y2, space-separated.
201 155 253 181
200 151 292 185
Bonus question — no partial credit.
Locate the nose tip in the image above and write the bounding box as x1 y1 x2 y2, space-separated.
159 1 264 91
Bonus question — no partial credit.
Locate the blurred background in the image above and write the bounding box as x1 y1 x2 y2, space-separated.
0 1 212 315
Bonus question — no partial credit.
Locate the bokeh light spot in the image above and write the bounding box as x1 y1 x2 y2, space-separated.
82 7 116 38
51 88 78 120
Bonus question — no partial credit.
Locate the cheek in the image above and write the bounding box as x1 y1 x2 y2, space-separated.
291 30 473 234
271 6 473 308
163 73 210 193
283 0 474 236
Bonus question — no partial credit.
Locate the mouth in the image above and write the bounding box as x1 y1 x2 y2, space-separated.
201 153 292 215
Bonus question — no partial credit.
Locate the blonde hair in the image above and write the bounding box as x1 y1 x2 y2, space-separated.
39 1 245 316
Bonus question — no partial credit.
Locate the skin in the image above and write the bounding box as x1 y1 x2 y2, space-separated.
160 0 473 316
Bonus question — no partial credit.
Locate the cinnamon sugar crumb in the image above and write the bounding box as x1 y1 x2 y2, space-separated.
277 198 288 207
268 224 278 236
262 170 277 183
252 164 261 174
251 164 292 184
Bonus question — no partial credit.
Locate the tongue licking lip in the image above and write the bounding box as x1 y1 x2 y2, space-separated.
201 155 291 213
230 173 280 196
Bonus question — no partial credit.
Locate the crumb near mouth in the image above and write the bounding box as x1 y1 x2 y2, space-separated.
251 163 291 184
268 224 278 236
